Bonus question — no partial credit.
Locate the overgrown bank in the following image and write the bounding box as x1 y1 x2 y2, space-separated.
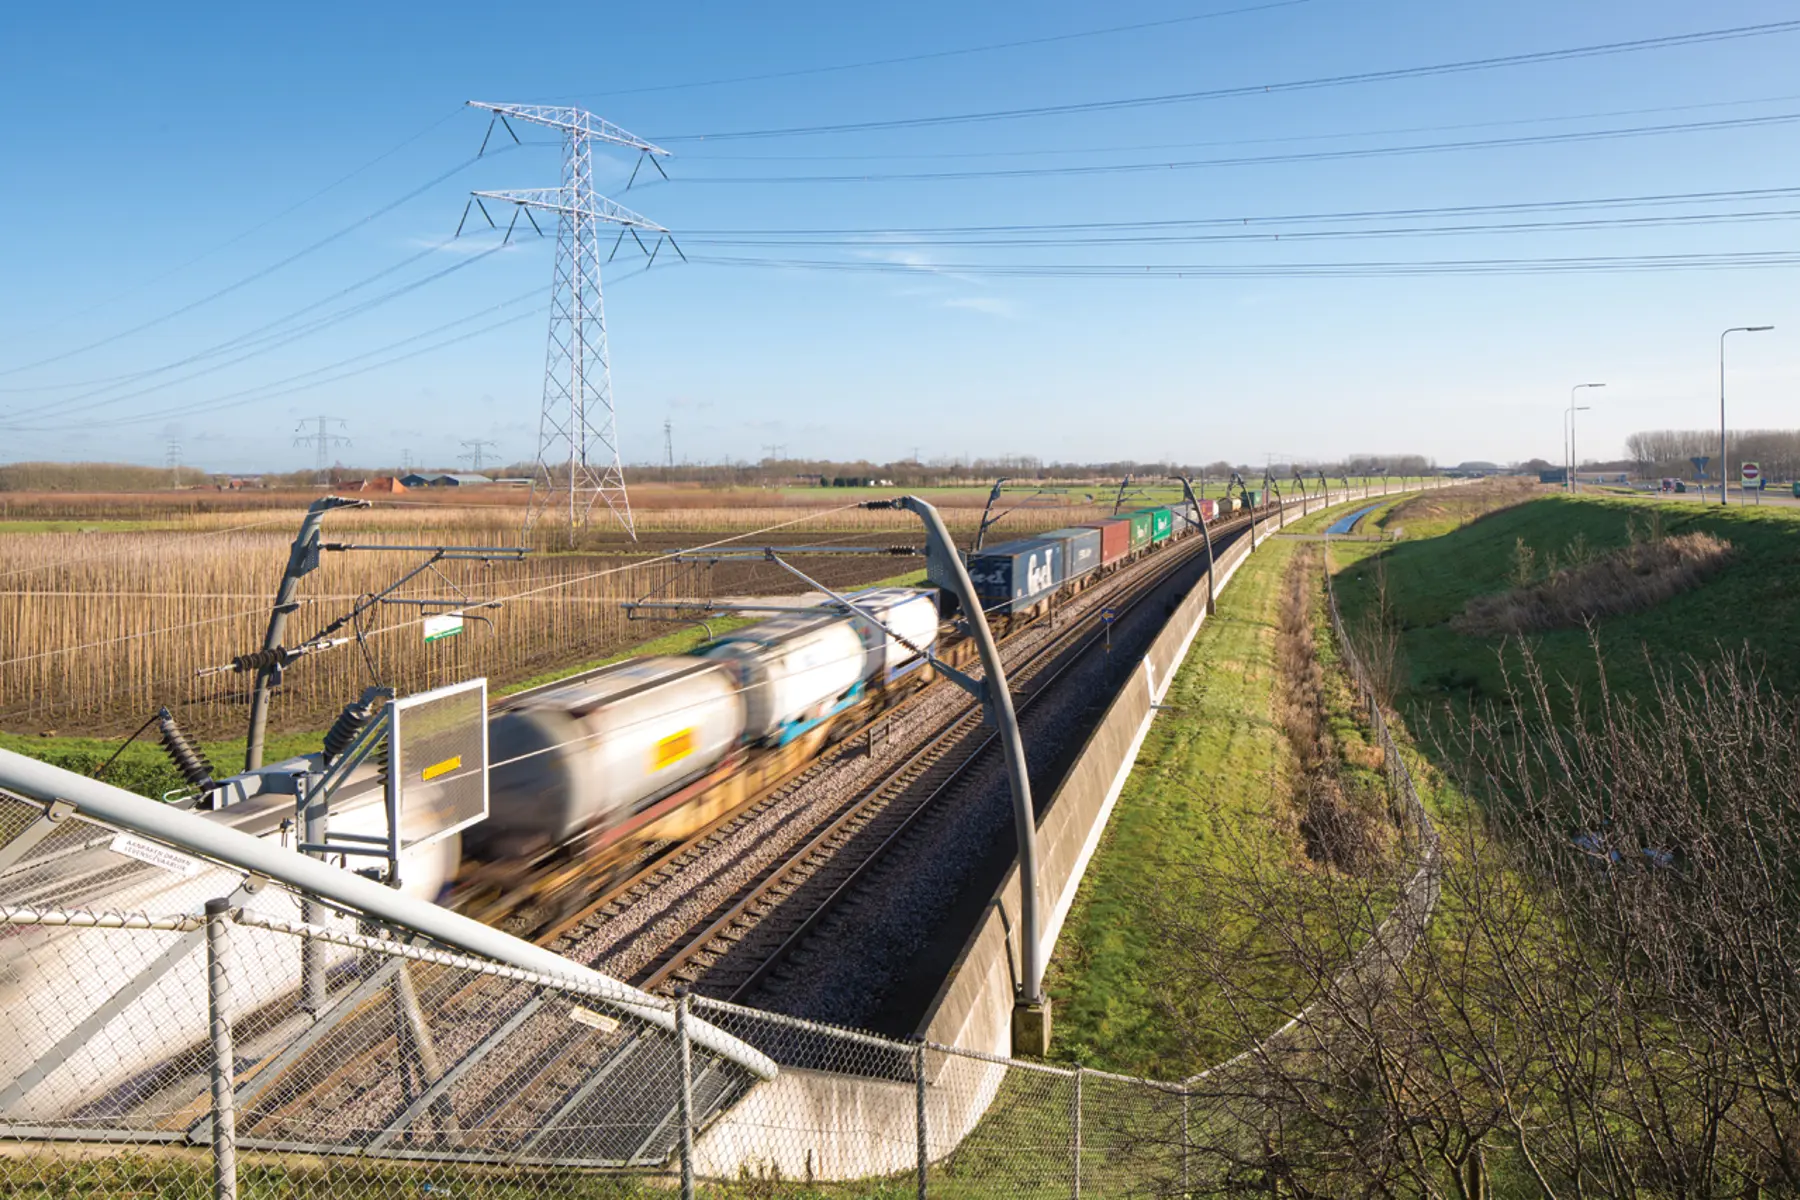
1043 503 1403 1078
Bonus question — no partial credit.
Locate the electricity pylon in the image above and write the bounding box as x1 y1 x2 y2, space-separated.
462 101 681 543
459 438 499 471
294 416 350 483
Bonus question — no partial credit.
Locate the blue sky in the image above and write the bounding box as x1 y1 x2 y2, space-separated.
0 0 1795 472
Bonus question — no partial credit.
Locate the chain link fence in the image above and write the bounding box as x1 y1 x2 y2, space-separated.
0 789 1221 1197
0 506 1451 1198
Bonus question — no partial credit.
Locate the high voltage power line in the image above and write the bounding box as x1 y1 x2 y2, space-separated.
0 248 505 425
689 249 1800 278
690 91 1800 161
567 0 1308 100
0 146 522 380
677 111 1800 184
680 186 1800 236
657 18 1800 141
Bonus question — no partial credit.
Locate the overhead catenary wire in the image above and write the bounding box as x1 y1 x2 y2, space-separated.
657 18 1800 141
0 514 305 583
0 500 867 728
0 603 314 670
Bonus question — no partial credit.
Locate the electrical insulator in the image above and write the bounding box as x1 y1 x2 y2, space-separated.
231 647 287 673
323 696 377 764
156 708 216 791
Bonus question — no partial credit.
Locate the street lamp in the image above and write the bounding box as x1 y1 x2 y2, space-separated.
1720 326 1774 506
1567 383 1605 493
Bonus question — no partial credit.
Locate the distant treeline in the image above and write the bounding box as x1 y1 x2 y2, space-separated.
1624 430 1800 481
0 462 188 492
0 453 1448 494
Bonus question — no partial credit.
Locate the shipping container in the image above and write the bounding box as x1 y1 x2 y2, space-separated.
1197 498 1218 523
1079 517 1132 566
1040 526 1104 583
1242 489 1262 508
1125 509 1155 551
1148 506 1175 543
1167 501 1196 536
964 538 1064 613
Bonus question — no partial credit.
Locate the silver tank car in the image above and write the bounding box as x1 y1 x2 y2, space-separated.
702 614 870 745
476 656 746 856
846 587 940 681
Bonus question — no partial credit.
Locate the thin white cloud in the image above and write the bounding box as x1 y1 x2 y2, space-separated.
943 296 1017 318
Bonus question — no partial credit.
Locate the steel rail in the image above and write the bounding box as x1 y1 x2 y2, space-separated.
637 520 1241 997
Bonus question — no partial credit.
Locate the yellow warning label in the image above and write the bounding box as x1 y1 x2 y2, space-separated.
421 755 462 782
652 728 696 771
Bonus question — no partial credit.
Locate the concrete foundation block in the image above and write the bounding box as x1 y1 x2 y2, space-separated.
1012 998 1052 1058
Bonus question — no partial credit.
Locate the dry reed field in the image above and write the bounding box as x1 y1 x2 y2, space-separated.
0 494 1113 737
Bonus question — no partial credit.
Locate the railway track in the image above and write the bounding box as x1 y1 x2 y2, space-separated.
600 518 1245 999
76 511 1252 1150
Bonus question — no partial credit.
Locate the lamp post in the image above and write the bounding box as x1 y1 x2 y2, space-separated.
1720 326 1774 506
1566 383 1605 493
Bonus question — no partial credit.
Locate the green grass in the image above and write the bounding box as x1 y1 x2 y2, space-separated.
0 1153 926 1199
1331 493 1800 729
1044 539 1299 1077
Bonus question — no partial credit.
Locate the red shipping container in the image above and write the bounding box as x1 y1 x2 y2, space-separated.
1197 499 1218 523
1078 517 1133 566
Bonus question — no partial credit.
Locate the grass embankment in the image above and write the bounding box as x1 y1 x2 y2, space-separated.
1043 494 1400 1078
1330 491 1800 724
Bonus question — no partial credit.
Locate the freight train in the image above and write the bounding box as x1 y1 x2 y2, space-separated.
0 496 1275 1117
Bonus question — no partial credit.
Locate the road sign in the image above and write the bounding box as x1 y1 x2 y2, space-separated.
423 611 464 643
1691 455 1710 479
1100 607 1117 624
1742 462 1762 485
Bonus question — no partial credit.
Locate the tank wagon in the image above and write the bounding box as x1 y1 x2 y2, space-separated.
0 493 1285 1119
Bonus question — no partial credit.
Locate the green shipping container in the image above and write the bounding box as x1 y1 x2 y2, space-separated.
1242 489 1262 508
1125 509 1154 549
1149 506 1174 543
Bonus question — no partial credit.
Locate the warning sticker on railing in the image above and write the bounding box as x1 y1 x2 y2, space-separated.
569 1005 621 1033
109 833 203 877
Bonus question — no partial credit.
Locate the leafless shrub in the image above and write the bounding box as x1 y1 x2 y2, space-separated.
1136 645 1800 1197
1454 531 1734 636
1276 547 1389 874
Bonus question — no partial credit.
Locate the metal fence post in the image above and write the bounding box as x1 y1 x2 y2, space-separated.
915 1041 929 1200
675 989 696 1200
1072 1066 1083 1200
204 897 238 1200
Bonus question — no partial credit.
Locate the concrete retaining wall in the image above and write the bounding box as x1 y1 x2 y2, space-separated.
918 487 1409 1060
697 484 1452 1179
